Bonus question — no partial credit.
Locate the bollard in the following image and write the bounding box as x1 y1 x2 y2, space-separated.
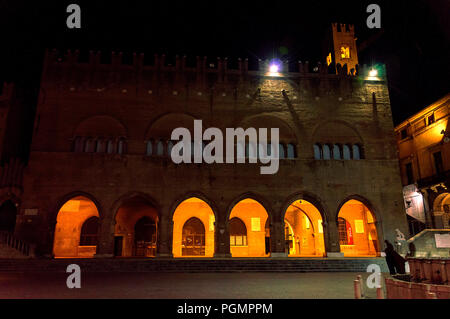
357 275 364 297
354 279 362 299
376 287 384 299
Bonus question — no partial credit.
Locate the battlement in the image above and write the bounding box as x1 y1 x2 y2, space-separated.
332 23 355 34
43 49 381 80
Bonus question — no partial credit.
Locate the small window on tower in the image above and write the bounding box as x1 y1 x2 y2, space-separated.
340 46 350 59
427 113 435 125
326 53 332 66
401 129 408 139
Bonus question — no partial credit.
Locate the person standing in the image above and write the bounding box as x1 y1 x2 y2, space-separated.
384 240 397 275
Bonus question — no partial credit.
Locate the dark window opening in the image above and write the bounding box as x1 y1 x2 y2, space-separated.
229 217 247 246
433 151 444 174
182 217 205 256
405 163 414 185
80 216 99 246
401 129 408 139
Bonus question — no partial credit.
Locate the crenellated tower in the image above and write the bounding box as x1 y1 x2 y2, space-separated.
324 23 359 75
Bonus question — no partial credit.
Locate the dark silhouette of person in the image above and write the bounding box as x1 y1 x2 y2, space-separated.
384 240 396 275
406 242 416 258
384 240 406 275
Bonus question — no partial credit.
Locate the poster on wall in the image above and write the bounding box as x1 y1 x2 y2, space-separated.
354 220 365 233
435 233 450 248
403 184 426 223
346 220 354 245
251 218 261 231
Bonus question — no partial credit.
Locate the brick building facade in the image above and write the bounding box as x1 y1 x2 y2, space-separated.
0 24 409 259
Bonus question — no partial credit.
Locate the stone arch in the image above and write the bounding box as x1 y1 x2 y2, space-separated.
432 192 450 212
111 191 161 223
72 115 128 138
335 195 382 257
280 191 330 224
311 119 364 146
335 194 381 224
169 191 219 221
225 192 274 223
237 113 298 145
226 192 273 257
280 191 330 256
112 192 161 257
170 193 218 258
52 191 104 225
52 192 103 257
144 112 200 140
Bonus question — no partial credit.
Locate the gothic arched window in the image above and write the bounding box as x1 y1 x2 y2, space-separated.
229 217 247 246
287 144 296 159
80 216 99 246
278 143 286 159
343 144 351 160
313 144 321 159
352 144 361 160
333 144 341 160
156 140 164 156
322 144 331 160
146 140 153 156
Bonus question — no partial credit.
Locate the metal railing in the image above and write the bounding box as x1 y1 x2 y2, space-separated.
0 231 35 257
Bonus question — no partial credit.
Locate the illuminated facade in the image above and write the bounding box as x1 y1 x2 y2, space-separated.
395 94 450 235
3 26 410 259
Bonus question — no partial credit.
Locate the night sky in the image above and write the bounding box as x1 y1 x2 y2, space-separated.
1 0 449 125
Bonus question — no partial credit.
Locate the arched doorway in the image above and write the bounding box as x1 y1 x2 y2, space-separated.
337 199 379 257
433 193 450 229
284 220 296 255
134 217 157 257
80 216 99 246
284 199 325 257
230 217 247 248
53 196 100 258
114 195 159 257
172 197 215 257
229 198 269 257
182 217 206 256
0 200 17 232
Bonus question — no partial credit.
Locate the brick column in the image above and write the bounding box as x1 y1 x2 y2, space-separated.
94 216 114 257
325 220 344 257
156 216 173 258
214 215 231 258
270 220 288 257
40 218 56 258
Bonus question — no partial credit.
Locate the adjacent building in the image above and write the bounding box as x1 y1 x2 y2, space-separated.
395 94 450 236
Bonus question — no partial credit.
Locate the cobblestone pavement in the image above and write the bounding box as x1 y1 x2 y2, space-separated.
0 271 388 299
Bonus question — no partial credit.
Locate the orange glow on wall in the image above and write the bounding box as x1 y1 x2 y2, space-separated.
53 196 99 258
229 198 269 257
284 200 325 257
338 199 379 257
172 197 215 257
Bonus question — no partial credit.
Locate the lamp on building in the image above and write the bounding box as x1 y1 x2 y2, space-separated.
369 69 378 77
267 59 282 77
441 130 450 143
269 64 279 73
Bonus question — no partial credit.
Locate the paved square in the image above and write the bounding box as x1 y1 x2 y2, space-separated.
0 272 387 299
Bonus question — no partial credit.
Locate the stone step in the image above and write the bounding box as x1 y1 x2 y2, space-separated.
0 258 389 273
